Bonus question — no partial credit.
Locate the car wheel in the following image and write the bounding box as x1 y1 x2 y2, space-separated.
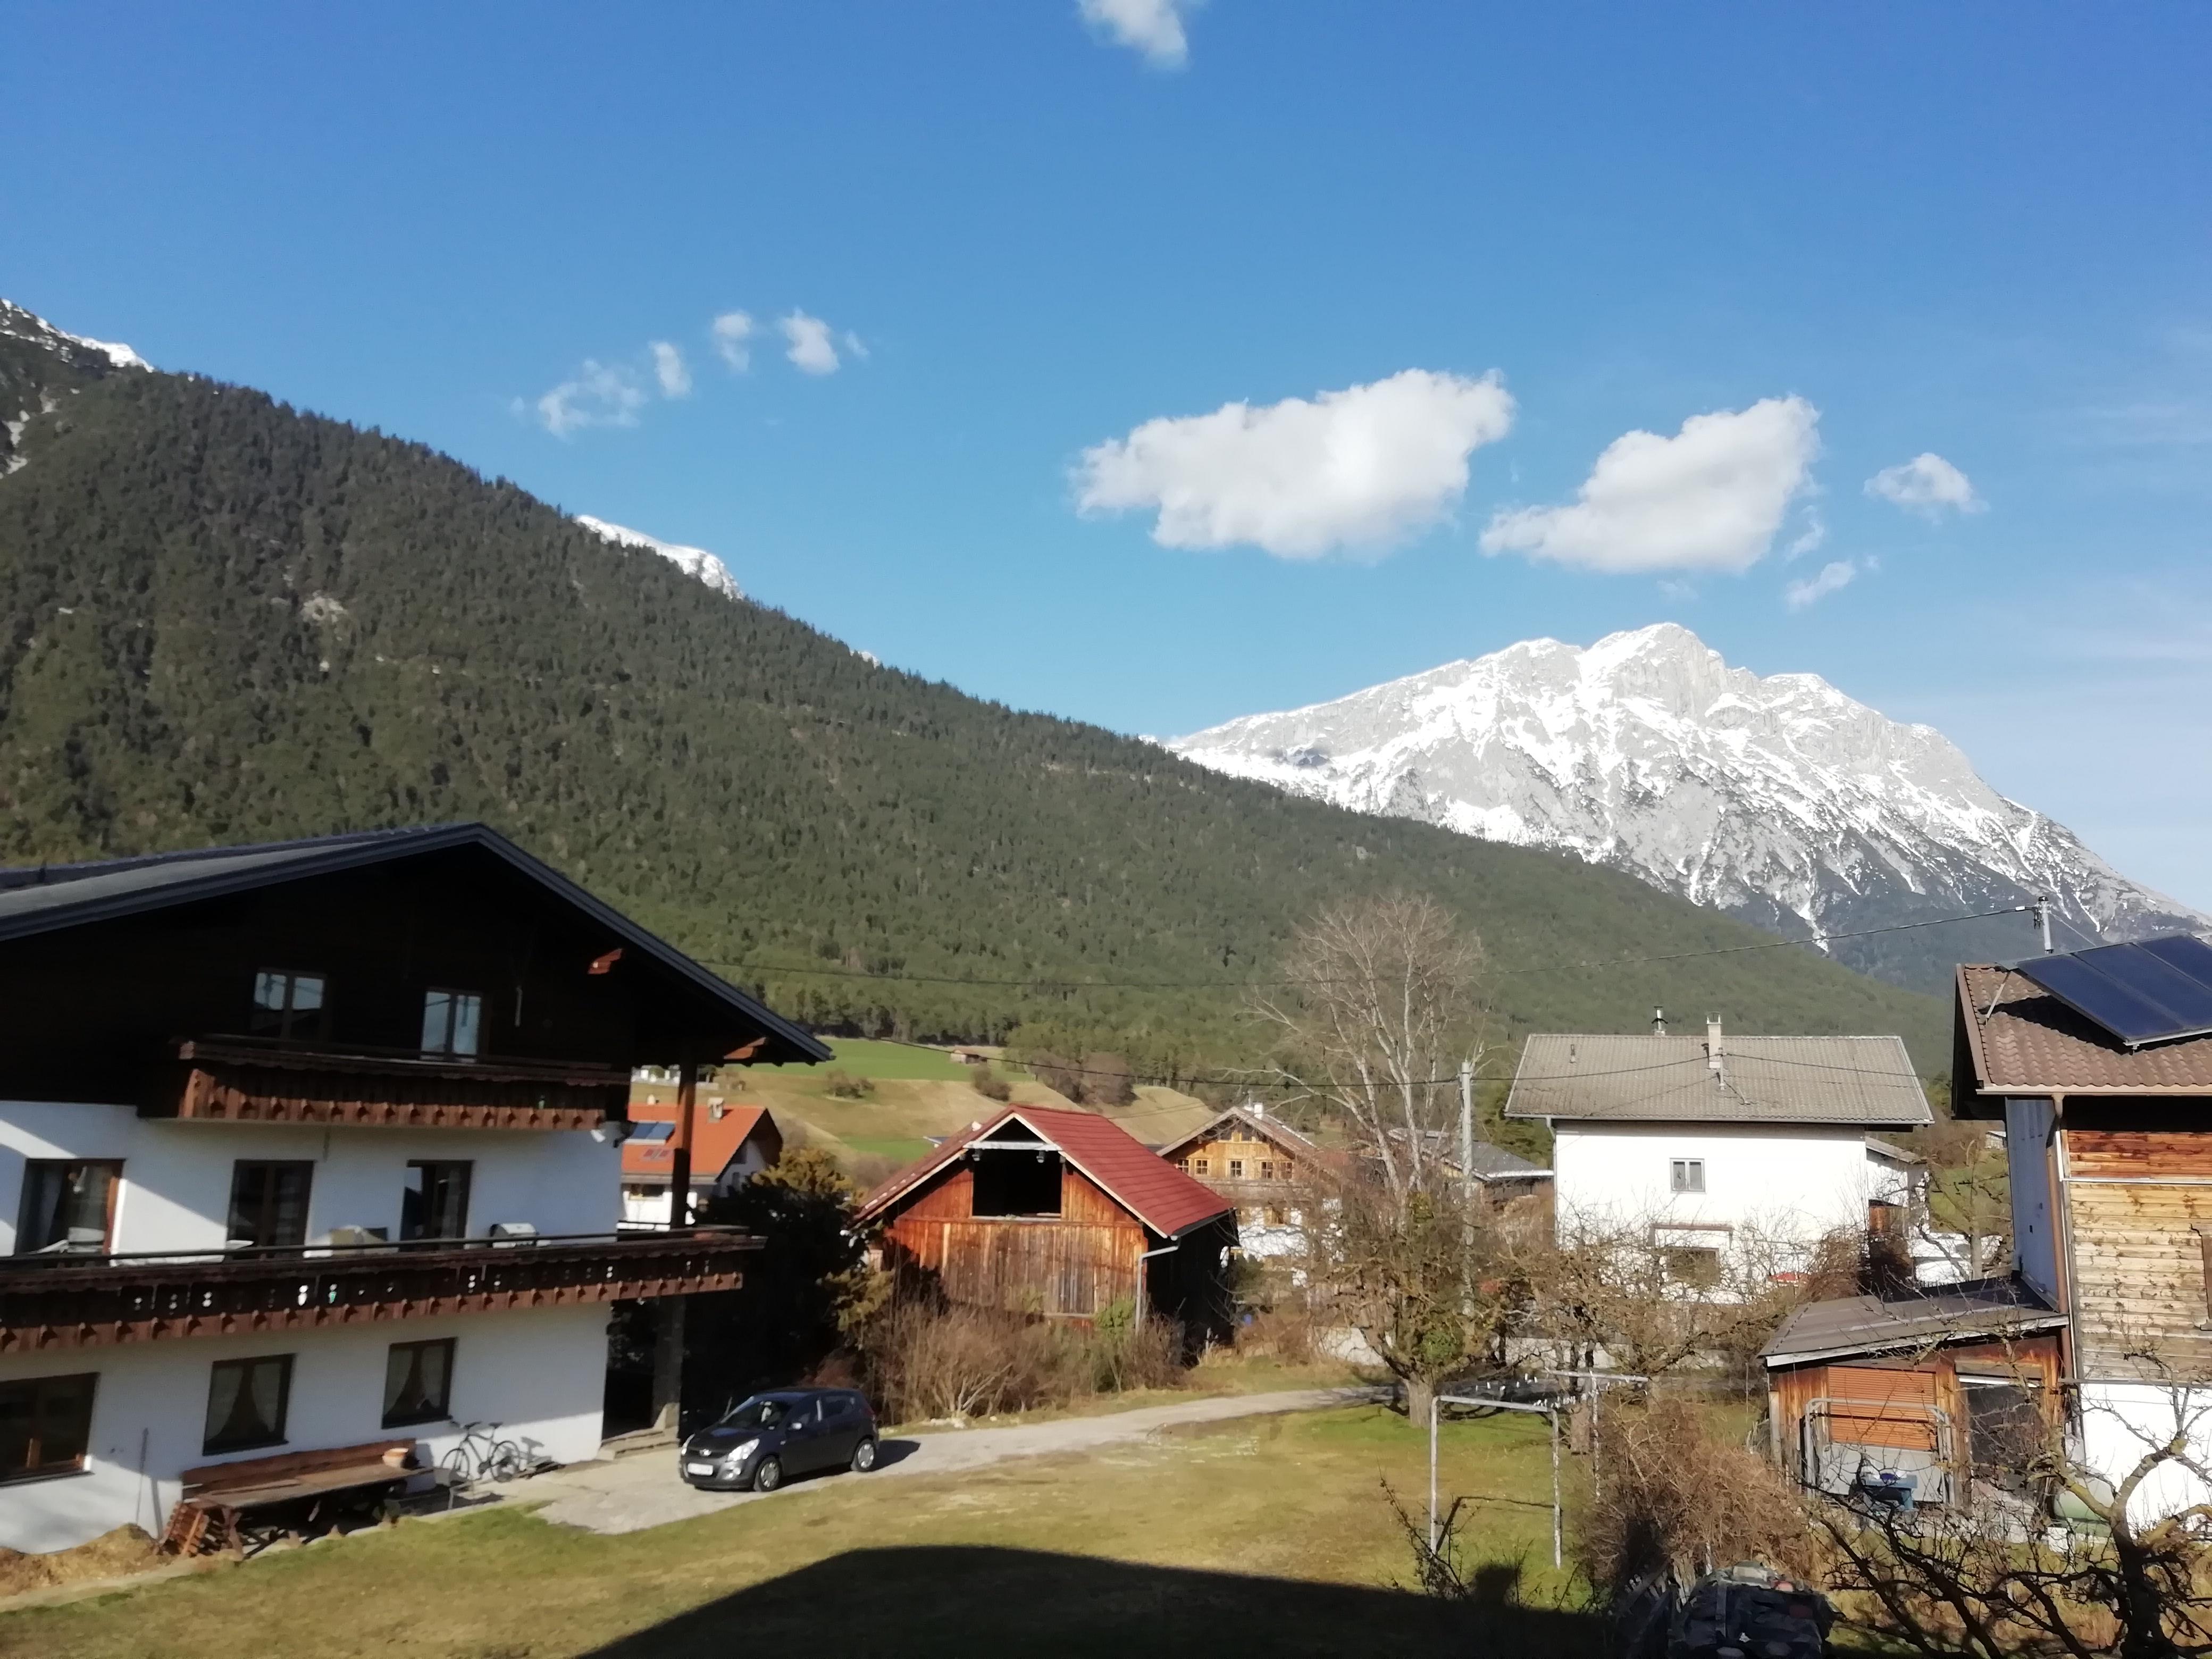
752 1455 783 1493
851 1437 878 1473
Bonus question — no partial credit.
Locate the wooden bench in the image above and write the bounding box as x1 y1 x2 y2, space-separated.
161 1439 418 1556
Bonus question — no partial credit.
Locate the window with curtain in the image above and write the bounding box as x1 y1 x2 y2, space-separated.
382 1338 455 1428
401 1162 472 1242
250 970 327 1040
13 1162 121 1255
420 989 483 1057
0 1373 97 1483
225 1161 314 1250
203 1355 293 1455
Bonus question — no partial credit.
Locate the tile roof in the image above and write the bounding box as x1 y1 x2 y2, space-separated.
854 1103 1233 1238
1957 964 2212 1097
623 1103 777 1184
1505 1033 1930 1127
1761 1276 2065 1367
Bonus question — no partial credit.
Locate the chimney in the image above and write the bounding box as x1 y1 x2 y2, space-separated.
1706 1016 1725 1085
1248 1097 1267 1120
1652 1007 1667 1037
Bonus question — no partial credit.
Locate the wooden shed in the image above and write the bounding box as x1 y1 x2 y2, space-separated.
1762 1278 2067 1508
853 1105 1238 1343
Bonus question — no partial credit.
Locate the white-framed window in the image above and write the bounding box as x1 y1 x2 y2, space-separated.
1669 1158 1705 1194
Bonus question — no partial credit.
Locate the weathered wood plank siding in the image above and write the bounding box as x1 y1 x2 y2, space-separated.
2063 1175 2212 1380
879 1162 1146 1319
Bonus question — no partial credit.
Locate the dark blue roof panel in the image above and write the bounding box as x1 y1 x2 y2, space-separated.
2014 935 2212 1050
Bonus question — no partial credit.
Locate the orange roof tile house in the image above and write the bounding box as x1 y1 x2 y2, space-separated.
622 1100 782 1226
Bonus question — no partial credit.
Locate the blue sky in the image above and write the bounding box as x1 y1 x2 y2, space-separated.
6 2 2209 904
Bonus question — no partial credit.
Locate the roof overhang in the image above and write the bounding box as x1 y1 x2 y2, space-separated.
0 823 830 1067
1763 1314 2069 1370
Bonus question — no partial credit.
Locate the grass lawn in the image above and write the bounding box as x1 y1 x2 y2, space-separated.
0 1407 1603 1658
752 1037 973 1082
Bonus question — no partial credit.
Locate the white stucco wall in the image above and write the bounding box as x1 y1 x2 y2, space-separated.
2077 1381 2212 1525
0 1303 611 1552
1551 1120 1901 1244
0 1101 622 1253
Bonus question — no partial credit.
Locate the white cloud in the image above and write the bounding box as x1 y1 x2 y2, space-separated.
1079 0 1196 68
843 330 870 362
1865 451 1984 516
649 341 690 398
528 361 648 439
711 312 755 372
778 312 842 375
1782 510 1827 562
1480 396 1820 574
780 311 841 375
1784 558 1858 611
1073 368 1516 559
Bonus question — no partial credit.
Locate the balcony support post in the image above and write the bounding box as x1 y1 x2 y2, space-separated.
650 1294 687 1434
669 1061 697 1228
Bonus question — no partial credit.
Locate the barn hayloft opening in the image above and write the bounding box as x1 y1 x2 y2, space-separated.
969 1120 1064 1217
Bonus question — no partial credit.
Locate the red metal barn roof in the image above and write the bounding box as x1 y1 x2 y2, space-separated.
854 1103 1232 1238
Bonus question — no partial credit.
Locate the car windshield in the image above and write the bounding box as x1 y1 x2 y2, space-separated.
717 1395 798 1429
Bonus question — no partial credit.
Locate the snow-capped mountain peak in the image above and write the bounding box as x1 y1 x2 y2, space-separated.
574 515 742 601
0 300 151 372
1168 623 2205 990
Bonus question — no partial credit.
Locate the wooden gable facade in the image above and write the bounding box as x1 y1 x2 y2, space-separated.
857 1106 1237 1341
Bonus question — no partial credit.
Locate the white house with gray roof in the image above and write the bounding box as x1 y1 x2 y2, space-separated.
1504 1019 1930 1278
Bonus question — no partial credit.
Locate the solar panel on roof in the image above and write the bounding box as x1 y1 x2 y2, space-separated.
2141 934 2212 985
2014 935 2212 1049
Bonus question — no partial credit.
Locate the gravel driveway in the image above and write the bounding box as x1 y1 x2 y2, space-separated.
519 1387 1379 1536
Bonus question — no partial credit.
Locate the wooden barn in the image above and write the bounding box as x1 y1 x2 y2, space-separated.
853 1104 1237 1342
1762 1279 2067 1508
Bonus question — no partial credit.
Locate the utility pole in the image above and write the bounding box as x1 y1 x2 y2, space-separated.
1457 1060 1474 1193
2036 894 2055 954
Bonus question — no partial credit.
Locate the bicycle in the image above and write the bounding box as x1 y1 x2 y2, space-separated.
440 1421 525 1492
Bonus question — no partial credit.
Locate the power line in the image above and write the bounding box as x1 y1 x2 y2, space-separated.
701 904 2033 994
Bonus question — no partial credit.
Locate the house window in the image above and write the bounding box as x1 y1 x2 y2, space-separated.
225 1162 313 1250
420 989 483 1058
1192 1158 1209 1176
250 970 326 1040
1670 1159 1706 1194
1279 1159 1295 1182
14 1161 121 1255
203 1355 294 1455
0 1373 97 1484
401 1162 473 1242
1260 1161 1276 1182
1662 1246 1722 1288
1228 1160 1245 1179
382 1339 456 1428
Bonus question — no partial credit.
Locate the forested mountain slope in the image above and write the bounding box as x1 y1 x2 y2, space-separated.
0 316 1948 1071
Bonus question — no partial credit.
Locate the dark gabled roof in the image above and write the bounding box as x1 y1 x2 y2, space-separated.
1760 1277 2065 1368
0 823 830 1066
1957 964 2212 1101
1379 1127 1552 1182
1505 1033 1929 1127
856 1103 1233 1239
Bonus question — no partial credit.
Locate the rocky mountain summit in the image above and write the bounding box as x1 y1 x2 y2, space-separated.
1169 624 2204 990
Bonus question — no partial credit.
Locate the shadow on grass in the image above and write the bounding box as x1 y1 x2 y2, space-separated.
579 1544 1605 1657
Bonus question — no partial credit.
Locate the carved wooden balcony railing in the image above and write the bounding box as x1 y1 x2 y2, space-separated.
170 1037 631 1131
0 1227 757 1353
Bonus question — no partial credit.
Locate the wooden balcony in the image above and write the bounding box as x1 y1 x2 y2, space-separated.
169 1037 630 1132
0 1227 756 1354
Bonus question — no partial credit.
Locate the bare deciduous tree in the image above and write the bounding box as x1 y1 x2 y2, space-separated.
1251 893 1492 1206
